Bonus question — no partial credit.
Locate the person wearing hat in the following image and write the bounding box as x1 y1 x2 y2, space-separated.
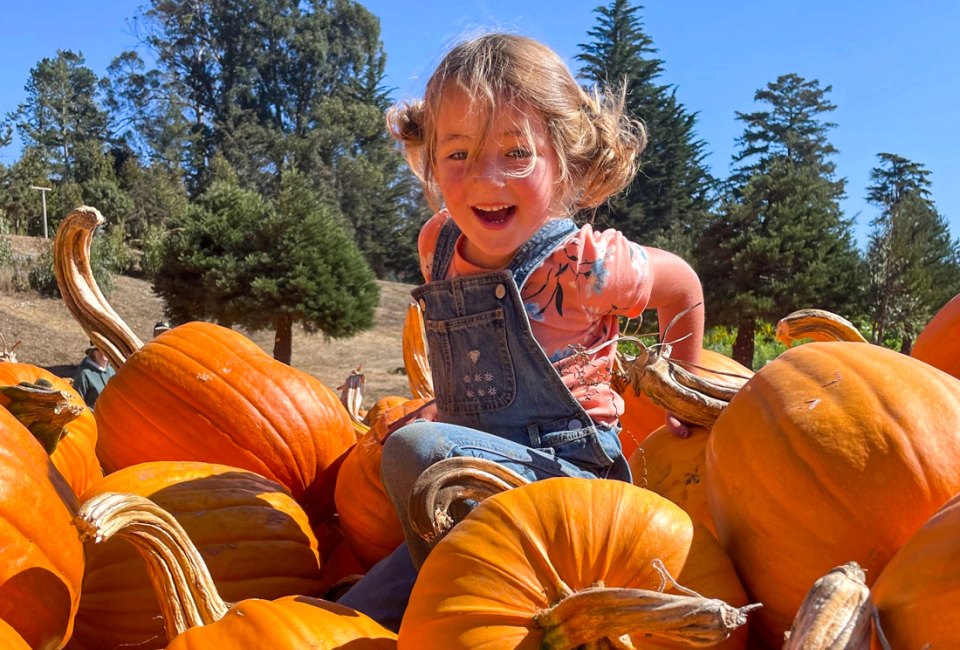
72 344 116 409
153 321 172 337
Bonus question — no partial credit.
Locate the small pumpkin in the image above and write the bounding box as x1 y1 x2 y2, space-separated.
0 619 31 650
74 492 397 649
706 341 960 646
911 292 960 379
0 362 101 497
335 397 432 568
0 406 85 650
70 461 325 649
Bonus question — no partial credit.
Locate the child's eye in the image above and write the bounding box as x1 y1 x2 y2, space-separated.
507 148 532 159
447 151 467 161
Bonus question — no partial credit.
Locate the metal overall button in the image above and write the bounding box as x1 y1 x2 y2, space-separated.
494 283 506 299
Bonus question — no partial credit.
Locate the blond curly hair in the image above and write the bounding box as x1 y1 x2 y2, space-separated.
386 32 647 215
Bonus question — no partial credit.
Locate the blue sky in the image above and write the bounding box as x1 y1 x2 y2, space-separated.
1 0 958 249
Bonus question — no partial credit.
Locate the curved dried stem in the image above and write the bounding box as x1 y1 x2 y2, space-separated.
53 206 143 367
783 562 876 649
337 368 370 437
73 492 230 642
615 342 743 429
535 561 759 649
403 301 434 400
409 456 529 546
0 333 21 362
0 379 82 453
776 309 868 346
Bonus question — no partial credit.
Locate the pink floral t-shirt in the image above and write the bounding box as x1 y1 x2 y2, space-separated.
418 211 653 427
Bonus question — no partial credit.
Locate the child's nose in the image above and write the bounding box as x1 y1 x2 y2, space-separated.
476 156 507 185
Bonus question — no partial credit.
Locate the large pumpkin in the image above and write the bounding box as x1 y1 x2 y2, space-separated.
870 492 960 647
0 362 101 497
93 322 355 524
911 291 960 379
70 461 325 649
617 349 752 457
0 619 31 650
706 341 960 646
0 406 85 650
400 477 751 648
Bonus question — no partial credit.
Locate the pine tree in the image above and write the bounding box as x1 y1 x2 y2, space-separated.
152 165 378 364
865 153 960 351
698 74 863 367
576 0 713 260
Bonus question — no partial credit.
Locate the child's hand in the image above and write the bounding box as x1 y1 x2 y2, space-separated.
665 413 692 438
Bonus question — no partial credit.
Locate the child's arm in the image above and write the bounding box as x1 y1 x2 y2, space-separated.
642 247 705 437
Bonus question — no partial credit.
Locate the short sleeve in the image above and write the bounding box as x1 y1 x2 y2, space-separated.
574 226 652 319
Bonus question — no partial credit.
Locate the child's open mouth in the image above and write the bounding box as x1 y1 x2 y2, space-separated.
472 205 516 225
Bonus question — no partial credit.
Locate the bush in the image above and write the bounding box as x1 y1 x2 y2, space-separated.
27 237 116 298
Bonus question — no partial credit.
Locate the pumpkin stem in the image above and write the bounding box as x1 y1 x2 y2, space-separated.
73 492 230 642
52 206 143 368
337 368 370 438
782 562 874 650
613 340 743 429
0 333 21 363
0 379 82 454
776 309 868 347
534 583 759 649
409 456 529 546
402 301 435 400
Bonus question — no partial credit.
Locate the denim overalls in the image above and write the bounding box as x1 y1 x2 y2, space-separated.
338 217 631 629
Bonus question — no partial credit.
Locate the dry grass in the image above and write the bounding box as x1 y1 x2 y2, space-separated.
0 235 416 409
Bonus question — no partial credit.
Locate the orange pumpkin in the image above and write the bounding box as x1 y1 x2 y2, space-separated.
335 397 431 568
0 619 31 650
0 362 101 497
706 341 960 646
75 492 396 649
70 461 324 649
92 321 355 525
870 492 960 647
617 348 752 457
630 424 716 536
400 477 751 647
362 395 409 427
0 406 85 650
911 292 960 379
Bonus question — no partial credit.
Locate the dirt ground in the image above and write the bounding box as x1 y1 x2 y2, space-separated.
0 235 417 410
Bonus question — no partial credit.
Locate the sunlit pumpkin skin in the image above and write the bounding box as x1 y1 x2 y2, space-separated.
400 477 749 648
362 395 409 427
0 362 101 497
618 349 753 458
0 619 31 650
0 406 84 650
335 398 431 568
911 291 960 379
706 341 960 647
631 425 716 537
870 492 960 648
93 321 355 524
165 597 397 649
70 461 324 650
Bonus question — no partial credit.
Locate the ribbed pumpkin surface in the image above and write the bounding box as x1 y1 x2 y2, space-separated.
0 406 84 650
706 341 960 646
399 477 748 648
71 461 324 649
93 322 354 523
0 362 101 497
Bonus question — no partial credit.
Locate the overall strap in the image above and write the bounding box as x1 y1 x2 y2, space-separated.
430 217 578 287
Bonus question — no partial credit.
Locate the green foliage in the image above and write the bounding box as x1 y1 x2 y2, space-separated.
26 235 117 297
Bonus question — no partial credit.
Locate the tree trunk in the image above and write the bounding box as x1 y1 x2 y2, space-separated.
273 313 293 365
900 335 914 355
732 316 756 369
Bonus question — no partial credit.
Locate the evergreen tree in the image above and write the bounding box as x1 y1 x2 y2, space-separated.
698 74 863 367
6 50 110 184
0 147 52 236
864 153 960 351
577 0 713 260
153 165 378 364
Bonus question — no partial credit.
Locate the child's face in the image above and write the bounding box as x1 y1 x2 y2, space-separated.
434 87 561 269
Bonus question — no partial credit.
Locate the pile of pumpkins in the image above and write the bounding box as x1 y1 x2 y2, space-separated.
1 206 959 649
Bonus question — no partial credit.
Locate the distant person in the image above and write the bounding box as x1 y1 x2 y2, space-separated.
153 321 172 337
72 344 116 409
